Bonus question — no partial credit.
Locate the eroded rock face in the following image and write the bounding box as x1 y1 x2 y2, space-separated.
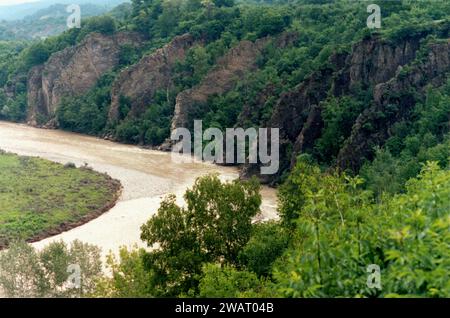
348 36 420 89
27 32 142 126
241 35 446 183
108 34 196 123
337 40 450 171
171 38 270 131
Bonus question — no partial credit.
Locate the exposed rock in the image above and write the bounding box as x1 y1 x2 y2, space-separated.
257 52 348 181
27 32 142 126
242 35 435 182
337 40 450 172
290 104 324 166
108 34 197 123
347 35 420 90
171 38 270 131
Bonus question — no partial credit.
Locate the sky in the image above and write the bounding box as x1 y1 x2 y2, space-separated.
0 0 40 6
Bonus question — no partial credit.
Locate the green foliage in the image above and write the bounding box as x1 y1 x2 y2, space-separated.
0 152 120 247
94 246 153 298
75 15 118 41
114 90 175 146
57 72 116 135
118 44 141 67
238 221 289 277
139 174 261 296
272 161 450 298
362 80 450 198
0 240 102 298
174 45 213 89
0 92 27 122
359 148 406 198
277 154 322 228
315 96 366 163
198 264 269 297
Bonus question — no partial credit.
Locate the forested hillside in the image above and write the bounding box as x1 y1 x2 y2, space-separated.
2 0 449 183
0 0 448 298
0 3 127 41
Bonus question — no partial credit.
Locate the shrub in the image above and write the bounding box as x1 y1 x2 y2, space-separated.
0 240 102 298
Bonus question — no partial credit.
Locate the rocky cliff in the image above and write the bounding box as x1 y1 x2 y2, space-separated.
108 34 197 123
337 39 450 171
240 35 450 182
170 38 270 131
27 32 142 126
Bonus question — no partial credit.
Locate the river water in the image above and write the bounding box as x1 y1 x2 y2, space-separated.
0 121 278 257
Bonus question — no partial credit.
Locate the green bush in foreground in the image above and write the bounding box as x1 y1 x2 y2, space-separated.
273 160 450 298
93 246 153 298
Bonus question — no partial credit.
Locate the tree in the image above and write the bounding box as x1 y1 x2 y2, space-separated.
93 247 153 298
277 154 322 228
23 42 50 67
84 15 117 35
0 240 102 298
238 221 289 277
198 264 269 298
272 161 450 298
140 174 261 296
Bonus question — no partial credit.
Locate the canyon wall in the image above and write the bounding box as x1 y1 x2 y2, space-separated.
27 32 142 126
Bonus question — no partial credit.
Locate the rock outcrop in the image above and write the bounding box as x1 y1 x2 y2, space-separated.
108 34 197 123
27 32 142 126
240 34 447 182
171 38 270 131
337 39 450 171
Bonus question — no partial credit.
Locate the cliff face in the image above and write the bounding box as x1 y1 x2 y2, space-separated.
108 34 196 123
240 35 449 182
337 40 450 171
347 36 420 89
171 38 269 131
27 32 142 126
21 27 449 183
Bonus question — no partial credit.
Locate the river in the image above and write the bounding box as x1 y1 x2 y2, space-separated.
0 121 278 257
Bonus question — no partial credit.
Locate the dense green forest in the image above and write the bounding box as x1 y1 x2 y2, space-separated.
0 0 448 298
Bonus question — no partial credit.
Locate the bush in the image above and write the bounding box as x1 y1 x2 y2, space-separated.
198 264 269 298
238 222 289 277
94 246 153 298
0 240 102 298
64 162 76 169
272 161 450 297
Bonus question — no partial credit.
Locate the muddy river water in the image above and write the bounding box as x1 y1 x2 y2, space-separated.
0 121 278 257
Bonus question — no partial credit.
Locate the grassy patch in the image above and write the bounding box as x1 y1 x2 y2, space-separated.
0 150 121 248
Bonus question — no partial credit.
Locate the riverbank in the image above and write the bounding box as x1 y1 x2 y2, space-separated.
0 150 122 249
0 121 278 259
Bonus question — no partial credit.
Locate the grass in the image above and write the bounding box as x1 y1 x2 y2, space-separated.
0 150 121 248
